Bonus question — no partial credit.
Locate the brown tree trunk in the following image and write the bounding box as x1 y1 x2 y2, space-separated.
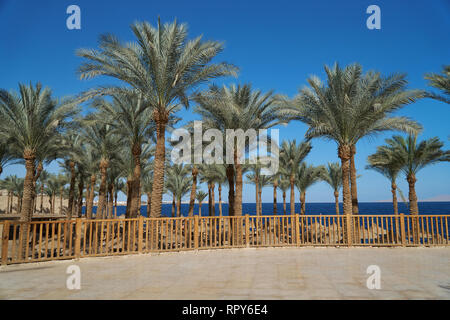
107 183 114 218
59 187 63 215
283 191 286 214
129 143 142 218
350 145 359 214
255 176 260 215
273 180 278 214
77 178 84 218
338 145 352 216
146 192 151 217
208 183 212 216
226 164 235 216
407 174 419 215
188 166 198 217
290 174 295 215
218 184 222 216
391 181 398 215
211 183 216 216
171 195 176 217
19 150 36 259
234 148 243 216
114 192 118 218
334 190 340 215
40 185 44 213
97 159 109 219
258 188 262 215
300 191 306 215
150 110 168 218
86 174 96 219
67 161 76 219
198 201 202 216
125 178 132 218
176 198 181 217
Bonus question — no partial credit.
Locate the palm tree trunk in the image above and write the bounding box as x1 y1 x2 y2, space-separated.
114 192 118 218
40 185 44 213
226 164 235 216
391 181 399 215
20 151 35 222
198 201 202 216
290 174 295 215
211 183 216 216
125 178 132 218
258 188 262 215
150 111 168 218
188 166 198 217
208 183 212 216
255 176 260 215
273 181 278 214
300 191 306 215
407 174 419 215
77 179 84 218
350 145 359 214
171 194 176 217
107 183 114 218
283 191 286 214
234 148 243 216
86 174 96 219
67 161 76 219
218 184 222 216
146 192 151 217
334 190 340 215
59 187 63 215
177 198 181 217
338 145 352 216
97 159 109 219
130 143 142 218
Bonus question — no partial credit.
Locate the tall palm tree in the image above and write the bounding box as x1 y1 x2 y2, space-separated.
375 135 450 215
81 121 118 219
195 191 208 216
246 164 272 215
37 170 50 213
279 63 423 216
0 83 78 223
142 173 153 217
194 84 283 216
366 149 402 215
295 163 325 215
424 65 450 104
90 90 157 218
321 162 343 214
77 19 237 218
199 165 221 216
277 177 290 215
165 164 191 217
279 140 312 215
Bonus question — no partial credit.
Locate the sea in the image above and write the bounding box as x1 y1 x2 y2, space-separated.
84 201 450 217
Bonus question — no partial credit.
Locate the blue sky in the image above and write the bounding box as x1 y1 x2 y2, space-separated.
0 0 449 203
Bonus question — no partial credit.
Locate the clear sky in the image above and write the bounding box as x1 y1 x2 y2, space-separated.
1 0 449 203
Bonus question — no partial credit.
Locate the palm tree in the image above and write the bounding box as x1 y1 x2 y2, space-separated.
279 140 312 215
0 142 13 177
194 84 283 216
277 177 290 215
90 90 157 218
77 19 237 218
81 121 118 219
424 65 450 104
37 170 50 213
142 174 153 217
366 150 402 215
375 135 450 215
195 191 208 216
199 165 221 216
0 82 78 223
295 163 325 215
246 164 272 215
165 164 191 217
279 63 423 216
321 162 343 214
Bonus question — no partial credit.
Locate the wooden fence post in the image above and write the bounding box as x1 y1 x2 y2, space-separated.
346 213 353 246
1 221 10 265
194 215 199 249
74 218 82 259
245 215 250 247
295 214 300 245
400 213 406 247
138 216 144 253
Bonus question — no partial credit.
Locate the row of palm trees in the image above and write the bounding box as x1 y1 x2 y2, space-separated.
0 18 449 227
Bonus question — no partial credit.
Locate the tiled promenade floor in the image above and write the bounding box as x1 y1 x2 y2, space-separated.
0 247 449 299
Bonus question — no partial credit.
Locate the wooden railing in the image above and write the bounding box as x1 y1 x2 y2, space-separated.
1 214 449 265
